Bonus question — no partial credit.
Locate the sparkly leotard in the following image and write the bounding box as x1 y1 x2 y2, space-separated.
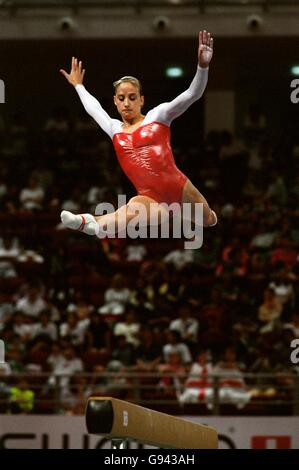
76 66 208 205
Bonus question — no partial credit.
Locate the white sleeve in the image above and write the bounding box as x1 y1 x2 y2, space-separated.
75 84 115 139
154 65 209 126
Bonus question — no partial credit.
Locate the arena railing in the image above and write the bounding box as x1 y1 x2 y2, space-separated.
0 371 298 415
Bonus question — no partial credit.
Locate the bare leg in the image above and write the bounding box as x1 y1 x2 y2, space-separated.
94 195 169 234
182 179 217 227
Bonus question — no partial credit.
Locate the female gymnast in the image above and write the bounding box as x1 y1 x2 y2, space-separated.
60 30 217 237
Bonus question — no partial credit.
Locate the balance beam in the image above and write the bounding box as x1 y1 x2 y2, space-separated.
86 397 218 449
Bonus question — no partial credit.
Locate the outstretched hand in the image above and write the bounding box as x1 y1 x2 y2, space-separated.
198 30 214 68
60 57 85 86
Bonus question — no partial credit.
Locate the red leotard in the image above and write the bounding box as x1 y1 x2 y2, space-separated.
113 122 187 205
75 65 208 205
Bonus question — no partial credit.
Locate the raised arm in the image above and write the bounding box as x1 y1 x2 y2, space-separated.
156 31 214 125
60 57 115 139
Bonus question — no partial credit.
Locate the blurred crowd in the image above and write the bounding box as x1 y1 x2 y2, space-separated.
0 103 298 414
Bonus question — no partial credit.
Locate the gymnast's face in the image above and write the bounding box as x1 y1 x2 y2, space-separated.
114 82 144 123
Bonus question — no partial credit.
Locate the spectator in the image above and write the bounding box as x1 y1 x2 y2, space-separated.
12 312 33 343
158 351 186 399
163 330 192 365
17 248 44 264
213 347 251 409
48 345 83 399
125 241 147 262
0 237 20 278
270 238 298 270
250 220 278 249
98 273 132 316
178 348 214 407
19 176 45 212
199 288 227 353
60 312 89 348
9 379 34 414
114 310 141 348
84 312 111 351
265 171 287 206
32 310 57 343
258 288 283 324
47 342 65 372
0 236 20 260
135 328 162 372
15 284 47 320
109 335 135 367
64 374 93 415
269 268 294 306
169 303 199 346
4 334 25 372
217 238 249 277
164 249 194 271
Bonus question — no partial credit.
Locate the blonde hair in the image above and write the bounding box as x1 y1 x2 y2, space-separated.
113 76 143 96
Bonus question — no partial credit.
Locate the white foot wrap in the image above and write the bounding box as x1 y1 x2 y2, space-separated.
60 210 98 236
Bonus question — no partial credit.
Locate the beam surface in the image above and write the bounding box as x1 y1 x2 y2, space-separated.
86 397 218 449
